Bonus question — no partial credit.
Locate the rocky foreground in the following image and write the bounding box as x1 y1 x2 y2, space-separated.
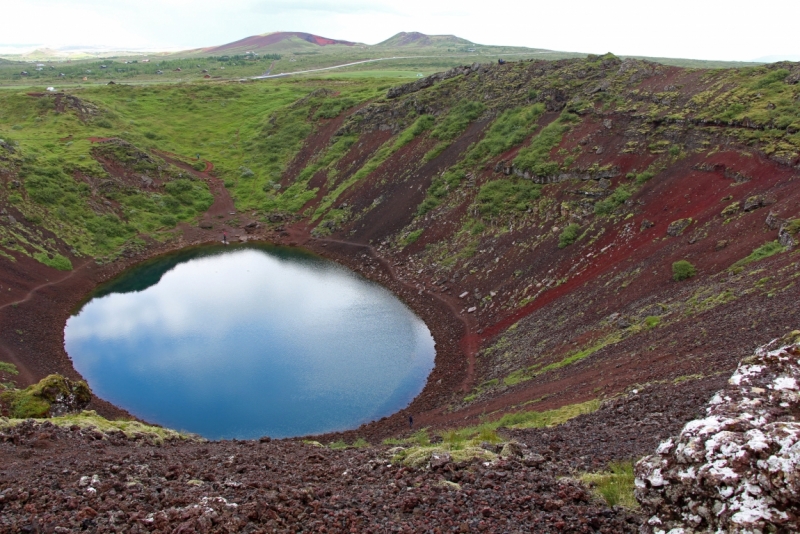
0 375 729 533
637 331 800 533
4 332 799 533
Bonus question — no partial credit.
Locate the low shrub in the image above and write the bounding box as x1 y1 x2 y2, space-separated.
644 316 661 329
558 223 581 248
672 260 697 281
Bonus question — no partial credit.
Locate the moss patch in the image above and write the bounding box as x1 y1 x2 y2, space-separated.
0 374 91 418
0 410 200 445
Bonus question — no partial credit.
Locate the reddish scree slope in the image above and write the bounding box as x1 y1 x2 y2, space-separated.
265 61 800 441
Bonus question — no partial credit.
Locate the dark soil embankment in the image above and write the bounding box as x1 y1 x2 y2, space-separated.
0 420 641 533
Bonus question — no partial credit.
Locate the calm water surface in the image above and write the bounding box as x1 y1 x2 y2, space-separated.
65 245 435 439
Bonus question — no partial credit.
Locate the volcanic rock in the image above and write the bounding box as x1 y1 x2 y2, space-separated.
636 331 800 533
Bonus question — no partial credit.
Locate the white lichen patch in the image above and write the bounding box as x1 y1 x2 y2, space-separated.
772 376 798 391
636 332 800 533
729 365 765 386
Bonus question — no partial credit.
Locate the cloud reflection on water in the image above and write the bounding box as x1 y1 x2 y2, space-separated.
65 246 435 438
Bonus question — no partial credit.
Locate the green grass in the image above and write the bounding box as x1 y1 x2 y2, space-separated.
430 101 486 142
327 437 370 449
643 316 661 329
5 56 800 278
513 111 577 176
325 71 435 79
0 362 19 376
402 229 424 246
464 103 545 164
730 240 785 270
417 168 465 215
579 461 638 509
314 96 359 119
634 169 656 184
450 399 599 441
389 399 598 468
0 54 281 86
475 178 541 218
395 114 435 149
595 186 632 216
503 335 620 387
0 77 393 261
491 399 600 430
33 252 73 270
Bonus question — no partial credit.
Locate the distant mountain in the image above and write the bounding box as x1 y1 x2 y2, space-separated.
200 32 357 55
22 48 65 59
375 32 474 48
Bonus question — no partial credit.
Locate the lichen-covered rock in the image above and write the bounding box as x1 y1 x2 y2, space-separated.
667 218 692 237
743 194 777 212
635 331 800 533
778 226 796 251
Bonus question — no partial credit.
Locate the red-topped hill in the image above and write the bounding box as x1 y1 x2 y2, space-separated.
203 31 356 54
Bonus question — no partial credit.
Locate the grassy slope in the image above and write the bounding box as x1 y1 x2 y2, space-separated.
2 54 798 271
0 77 397 264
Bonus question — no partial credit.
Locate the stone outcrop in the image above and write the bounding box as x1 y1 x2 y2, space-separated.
386 65 478 99
0 374 92 418
635 331 800 533
667 218 692 237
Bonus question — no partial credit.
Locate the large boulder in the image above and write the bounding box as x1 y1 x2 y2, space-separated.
0 374 92 418
635 331 800 533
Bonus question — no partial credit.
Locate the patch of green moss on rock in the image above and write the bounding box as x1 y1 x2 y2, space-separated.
0 374 91 418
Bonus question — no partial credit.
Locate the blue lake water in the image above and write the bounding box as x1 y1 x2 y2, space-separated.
64 245 435 440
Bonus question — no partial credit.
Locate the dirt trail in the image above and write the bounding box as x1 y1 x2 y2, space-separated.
152 150 235 222
0 259 92 314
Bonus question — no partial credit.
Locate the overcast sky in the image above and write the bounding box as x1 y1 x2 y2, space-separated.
1 0 798 61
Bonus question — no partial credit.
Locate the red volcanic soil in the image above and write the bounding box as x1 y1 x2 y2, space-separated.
203 32 356 54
